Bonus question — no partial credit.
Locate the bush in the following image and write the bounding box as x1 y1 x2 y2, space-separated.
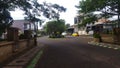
49 34 55 38
0 39 6 41
19 34 25 39
49 34 64 38
93 33 101 38
93 33 102 42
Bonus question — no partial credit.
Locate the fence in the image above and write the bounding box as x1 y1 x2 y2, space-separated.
0 27 37 66
100 28 120 44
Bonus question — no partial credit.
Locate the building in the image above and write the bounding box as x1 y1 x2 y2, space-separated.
0 20 36 39
86 17 112 35
11 20 34 33
73 14 88 35
73 14 111 35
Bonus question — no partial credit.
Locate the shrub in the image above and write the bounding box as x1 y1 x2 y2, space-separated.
93 33 102 42
19 34 25 39
49 34 64 38
93 33 101 38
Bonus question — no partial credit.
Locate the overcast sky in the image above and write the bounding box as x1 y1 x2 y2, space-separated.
10 0 79 25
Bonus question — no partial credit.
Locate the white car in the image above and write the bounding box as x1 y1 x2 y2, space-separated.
62 32 67 36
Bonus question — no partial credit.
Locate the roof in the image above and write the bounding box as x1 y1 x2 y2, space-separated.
95 18 110 25
11 20 32 31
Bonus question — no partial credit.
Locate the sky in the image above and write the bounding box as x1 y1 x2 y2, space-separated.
10 0 79 26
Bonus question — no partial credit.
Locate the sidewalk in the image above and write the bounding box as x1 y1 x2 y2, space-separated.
2 44 44 68
88 41 120 50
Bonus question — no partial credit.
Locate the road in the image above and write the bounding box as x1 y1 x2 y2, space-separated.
35 36 120 68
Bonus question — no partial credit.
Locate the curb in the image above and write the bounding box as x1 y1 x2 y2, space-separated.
88 41 120 50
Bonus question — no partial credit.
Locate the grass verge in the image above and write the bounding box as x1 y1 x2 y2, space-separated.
27 50 43 68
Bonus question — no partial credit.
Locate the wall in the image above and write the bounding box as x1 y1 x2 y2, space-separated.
0 39 35 64
100 34 120 45
101 34 114 43
0 42 13 63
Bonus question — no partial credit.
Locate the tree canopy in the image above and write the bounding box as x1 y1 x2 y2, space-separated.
45 19 66 35
76 0 120 27
0 0 66 36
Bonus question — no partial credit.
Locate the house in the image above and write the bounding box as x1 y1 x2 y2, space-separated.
11 20 34 33
0 20 36 39
73 15 111 35
73 14 88 35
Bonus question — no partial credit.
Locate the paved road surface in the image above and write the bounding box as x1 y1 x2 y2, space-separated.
35 36 120 68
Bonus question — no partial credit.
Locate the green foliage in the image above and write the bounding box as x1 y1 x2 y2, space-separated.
45 19 66 38
77 14 97 28
0 0 33 36
0 39 6 41
76 0 120 27
78 0 120 16
0 0 66 36
49 34 64 38
0 9 13 36
43 2 66 20
83 15 97 25
19 34 26 39
36 30 47 37
93 33 101 38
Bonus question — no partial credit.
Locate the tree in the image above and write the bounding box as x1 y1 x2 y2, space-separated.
24 1 66 36
76 0 120 27
0 9 13 36
45 19 66 35
0 0 66 37
51 4 66 20
0 0 34 36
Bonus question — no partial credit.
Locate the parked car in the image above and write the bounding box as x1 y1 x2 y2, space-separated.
61 32 67 36
72 32 79 37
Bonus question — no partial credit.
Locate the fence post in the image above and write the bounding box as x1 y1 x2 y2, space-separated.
7 27 19 52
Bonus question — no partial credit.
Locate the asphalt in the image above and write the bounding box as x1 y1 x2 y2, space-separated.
2 36 120 68
34 36 120 68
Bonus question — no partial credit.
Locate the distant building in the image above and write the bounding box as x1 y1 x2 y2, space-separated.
86 18 111 34
11 20 34 32
74 14 84 24
1 20 35 39
73 14 88 35
73 15 111 35
74 16 81 24
94 17 110 25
